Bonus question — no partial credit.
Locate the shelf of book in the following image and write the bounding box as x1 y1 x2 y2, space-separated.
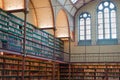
54 63 60 80
60 63 70 80
70 63 120 80
59 63 120 80
0 8 66 62
0 52 62 80
0 53 23 80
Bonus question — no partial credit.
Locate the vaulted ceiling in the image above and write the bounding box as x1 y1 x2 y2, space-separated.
0 0 95 19
57 0 94 16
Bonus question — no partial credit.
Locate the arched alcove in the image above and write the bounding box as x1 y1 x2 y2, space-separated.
31 0 54 29
56 9 69 40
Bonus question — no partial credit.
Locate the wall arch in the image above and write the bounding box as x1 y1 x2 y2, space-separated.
56 9 69 40
31 0 54 29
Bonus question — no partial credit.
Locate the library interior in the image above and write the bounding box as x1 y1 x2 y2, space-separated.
0 0 120 80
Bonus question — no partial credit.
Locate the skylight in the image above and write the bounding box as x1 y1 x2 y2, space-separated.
71 0 78 4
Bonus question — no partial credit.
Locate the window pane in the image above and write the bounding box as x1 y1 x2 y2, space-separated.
80 31 84 35
105 29 110 34
105 23 110 29
86 26 90 30
98 12 103 19
104 13 109 18
111 29 116 34
80 36 84 40
111 10 116 18
86 18 90 25
80 26 84 30
80 19 84 25
71 0 78 4
98 24 103 29
104 18 109 23
98 19 103 23
86 30 91 35
98 35 103 39
98 4 103 10
104 8 109 13
111 17 116 23
105 34 110 39
110 3 115 9
98 29 103 34
80 15 82 17
86 35 91 40
83 13 87 18
104 2 109 6
112 34 117 39
111 23 116 28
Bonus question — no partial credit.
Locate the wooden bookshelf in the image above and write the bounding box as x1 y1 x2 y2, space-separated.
59 63 70 80
54 63 60 80
0 53 23 80
70 63 120 80
0 52 62 80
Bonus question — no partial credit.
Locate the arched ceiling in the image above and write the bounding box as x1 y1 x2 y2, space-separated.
3 0 24 11
57 0 94 16
30 0 54 29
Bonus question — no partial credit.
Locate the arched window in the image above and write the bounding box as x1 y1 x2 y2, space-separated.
79 12 91 46
97 1 117 45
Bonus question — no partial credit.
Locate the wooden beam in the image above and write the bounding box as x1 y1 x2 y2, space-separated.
39 27 55 30
5 9 25 13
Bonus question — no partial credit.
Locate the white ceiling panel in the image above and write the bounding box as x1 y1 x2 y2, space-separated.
57 0 66 5
64 0 73 12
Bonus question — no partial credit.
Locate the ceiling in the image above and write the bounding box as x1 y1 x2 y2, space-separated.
57 0 94 16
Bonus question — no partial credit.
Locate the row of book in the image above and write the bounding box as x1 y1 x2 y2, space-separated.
0 8 64 61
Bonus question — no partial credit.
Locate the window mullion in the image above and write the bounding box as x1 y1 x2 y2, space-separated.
84 18 86 45
109 8 112 39
79 17 80 41
103 9 105 39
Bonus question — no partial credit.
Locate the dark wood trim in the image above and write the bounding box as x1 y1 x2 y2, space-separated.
5 9 25 13
69 63 71 80
57 37 69 38
39 27 55 30
70 62 120 63
22 0 28 79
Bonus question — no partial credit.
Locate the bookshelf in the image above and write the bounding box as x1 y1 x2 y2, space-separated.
70 63 120 80
54 62 60 80
0 52 61 80
59 63 70 80
0 53 23 80
0 8 65 61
